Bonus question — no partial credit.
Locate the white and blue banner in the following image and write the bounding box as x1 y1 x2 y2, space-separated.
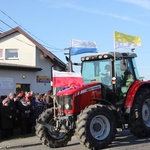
71 39 98 56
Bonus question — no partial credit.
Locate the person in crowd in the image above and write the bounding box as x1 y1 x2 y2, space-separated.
0 91 49 139
25 96 33 134
7 93 18 136
17 92 25 101
45 90 53 109
34 94 44 119
18 95 32 135
39 93 46 108
27 92 37 131
0 98 13 139
0 98 2 132
14 92 25 130
41 93 46 104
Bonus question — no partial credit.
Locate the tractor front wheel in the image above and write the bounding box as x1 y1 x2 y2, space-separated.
35 108 74 148
76 104 116 149
130 89 150 137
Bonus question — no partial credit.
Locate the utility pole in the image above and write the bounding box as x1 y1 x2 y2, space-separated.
64 47 81 72
64 47 73 72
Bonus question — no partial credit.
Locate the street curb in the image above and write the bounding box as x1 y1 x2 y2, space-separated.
0 142 42 149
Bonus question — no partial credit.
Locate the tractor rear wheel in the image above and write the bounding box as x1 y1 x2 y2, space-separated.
130 89 150 137
35 108 74 148
76 104 116 149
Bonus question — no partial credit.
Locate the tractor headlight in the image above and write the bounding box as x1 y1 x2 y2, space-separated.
58 104 61 109
57 95 73 110
65 104 70 110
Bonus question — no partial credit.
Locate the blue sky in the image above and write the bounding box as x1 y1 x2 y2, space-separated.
1 0 150 79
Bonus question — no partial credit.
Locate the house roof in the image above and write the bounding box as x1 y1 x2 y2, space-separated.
0 63 42 71
0 27 66 70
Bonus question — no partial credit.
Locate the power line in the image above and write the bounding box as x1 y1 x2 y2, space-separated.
0 27 5 33
0 20 13 29
0 25 35 47
0 9 64 51
42 44 64 51
0 20 64 52
0 27 5 32
0 25 65 52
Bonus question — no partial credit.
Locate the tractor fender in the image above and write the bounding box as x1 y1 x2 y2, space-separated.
124 80 150 110
92 98 123 128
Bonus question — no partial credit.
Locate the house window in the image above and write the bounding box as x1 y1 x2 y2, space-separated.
6 49 19 59
0 49 4 59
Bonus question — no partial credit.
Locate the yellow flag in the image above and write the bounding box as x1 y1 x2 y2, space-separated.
114 31 141 50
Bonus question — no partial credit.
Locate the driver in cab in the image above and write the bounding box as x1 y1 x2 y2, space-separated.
101 65 111 86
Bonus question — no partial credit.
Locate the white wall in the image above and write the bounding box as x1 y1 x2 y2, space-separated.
0 69 51 96
0 32 36 66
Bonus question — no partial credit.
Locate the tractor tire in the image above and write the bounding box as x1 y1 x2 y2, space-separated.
130 89 150 138
76 104 116 149
35 108 74 148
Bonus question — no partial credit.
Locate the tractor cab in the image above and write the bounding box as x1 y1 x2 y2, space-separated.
81 52 140 104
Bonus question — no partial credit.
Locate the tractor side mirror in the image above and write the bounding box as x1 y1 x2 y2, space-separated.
120 59 128 71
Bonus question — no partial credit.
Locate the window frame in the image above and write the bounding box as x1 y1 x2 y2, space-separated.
0 49 4 59
5 49 19 60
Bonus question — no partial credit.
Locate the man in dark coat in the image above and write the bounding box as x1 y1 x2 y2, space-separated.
0 98 13 139
8 93 18 135
18 96 32 135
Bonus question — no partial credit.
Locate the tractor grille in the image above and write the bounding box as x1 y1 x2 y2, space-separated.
56 95 73 110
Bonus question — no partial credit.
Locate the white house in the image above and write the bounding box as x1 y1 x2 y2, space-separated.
0 27 66 96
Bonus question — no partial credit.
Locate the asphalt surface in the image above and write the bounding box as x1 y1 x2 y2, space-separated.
1 130 150 150
0 134 42 149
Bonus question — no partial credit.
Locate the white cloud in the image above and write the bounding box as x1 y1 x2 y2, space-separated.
43 0 100 14
102 12 146 25
40 0 147 25
120 0 150 9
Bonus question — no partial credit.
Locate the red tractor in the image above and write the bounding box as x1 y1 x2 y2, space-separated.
35 52 150 149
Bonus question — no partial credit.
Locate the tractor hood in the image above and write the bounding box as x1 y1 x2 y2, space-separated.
57 82 101 96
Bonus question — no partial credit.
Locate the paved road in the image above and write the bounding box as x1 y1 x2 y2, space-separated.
1 130 150 150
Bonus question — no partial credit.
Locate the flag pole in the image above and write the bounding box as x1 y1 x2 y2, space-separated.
113 31 117 104
52 67 56 120
69 39 72 72
113 31 116 79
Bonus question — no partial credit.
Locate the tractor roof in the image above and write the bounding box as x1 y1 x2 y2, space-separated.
81 52 137 61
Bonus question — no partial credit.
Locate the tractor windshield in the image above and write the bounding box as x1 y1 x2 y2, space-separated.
82 59 112 86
